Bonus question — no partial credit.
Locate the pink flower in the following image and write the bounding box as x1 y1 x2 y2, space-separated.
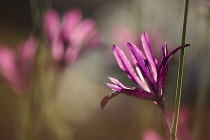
141 108 192 140
111 24 140 64
101 32 189 109
142 129 164 140
0 37 37 94
44 8 101 70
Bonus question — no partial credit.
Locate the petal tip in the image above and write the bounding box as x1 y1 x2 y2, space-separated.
142 31 148 36
185 44 190 47
113 44 117 49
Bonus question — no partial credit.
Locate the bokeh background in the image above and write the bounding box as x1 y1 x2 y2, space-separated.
0 0 210 140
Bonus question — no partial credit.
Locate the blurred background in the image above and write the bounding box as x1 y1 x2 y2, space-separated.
0 0 210 140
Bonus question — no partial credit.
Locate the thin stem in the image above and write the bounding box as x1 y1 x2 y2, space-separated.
171 0 189 140
158 101 172 134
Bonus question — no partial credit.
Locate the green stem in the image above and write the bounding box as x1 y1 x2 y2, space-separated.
158 101 172 134
171 0 189 140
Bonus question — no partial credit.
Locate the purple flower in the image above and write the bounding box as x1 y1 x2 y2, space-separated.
44 8 101 70
0 37 37 94
101 32 189 109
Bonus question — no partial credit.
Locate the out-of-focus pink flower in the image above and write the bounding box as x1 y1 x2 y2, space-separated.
112 24 139 48
141 108 192 140
111 24 140 63
142 129 164 140
172 107 192 140
0 37 37 94
44 8 101 70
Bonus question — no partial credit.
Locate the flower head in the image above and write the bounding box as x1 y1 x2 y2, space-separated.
44 8 101 70
0 37 37 94
101 32 189 109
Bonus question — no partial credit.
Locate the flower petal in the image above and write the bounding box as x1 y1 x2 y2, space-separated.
65 19 97 64
157 62 168 96
44 9 60 42
0 47 22 89
113 45 148 91
162 42 168 57
61 8 82 42
17 36 37 64
127 42 154 83
106 83 122 91
17 37 38 83
127 43 158 93
141 32 157 81
157 44 190 95
71 19 96 46
51 38 65 63
108 77 127 89
101 88 157 110
166 44 190 60
123 88 157 100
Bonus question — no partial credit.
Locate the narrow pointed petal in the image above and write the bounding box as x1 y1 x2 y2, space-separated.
108 77 127 89
135 66 158 94
141 32 157 81
101 88 157 110
157 44 190 95
127 42 154 82
44 10 60 42
162 42 168 57
166 44 190 60
106 83 122 91
157 63 168 96
113 45 148 91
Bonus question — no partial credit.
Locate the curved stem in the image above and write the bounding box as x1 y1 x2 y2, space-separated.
158 101 172 134
171 0 189 140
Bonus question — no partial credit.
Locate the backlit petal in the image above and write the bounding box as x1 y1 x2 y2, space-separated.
108 77 127 89
113 45 148 91
106 83 122 91
141 32 157 81
44 10 60 42
127 42 154 82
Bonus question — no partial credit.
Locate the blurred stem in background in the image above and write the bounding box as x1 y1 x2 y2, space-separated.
192 6 210 140
17 0 55 140
171 0 189 140
30 0 52 38
29 0 69 140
